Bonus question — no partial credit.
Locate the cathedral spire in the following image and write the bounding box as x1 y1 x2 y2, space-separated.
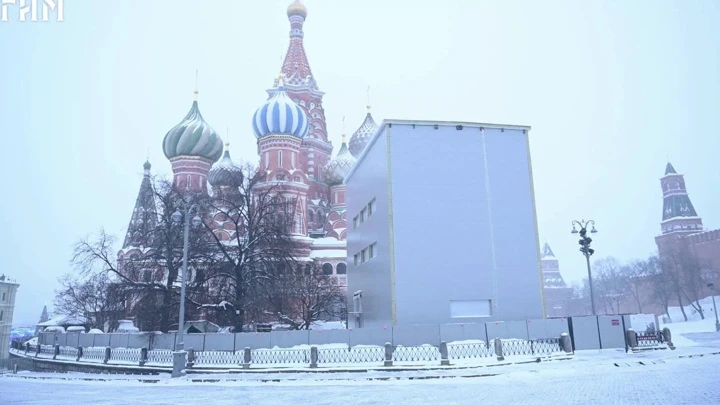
659 162 703 235
281 0 314 89
122 161 158 249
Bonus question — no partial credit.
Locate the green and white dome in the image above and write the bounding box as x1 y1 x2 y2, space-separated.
163 96 223 162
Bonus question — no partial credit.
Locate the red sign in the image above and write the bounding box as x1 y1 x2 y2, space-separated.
611 319 620 326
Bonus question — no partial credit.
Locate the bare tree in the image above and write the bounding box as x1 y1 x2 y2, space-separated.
195 164 303 331
53 272 125 331
646 254 673 321
623 260 651 313
72 178 214 332
262 262 346 330
592 257 628 314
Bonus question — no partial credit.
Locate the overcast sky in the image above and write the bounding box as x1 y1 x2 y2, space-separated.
1 0 718 326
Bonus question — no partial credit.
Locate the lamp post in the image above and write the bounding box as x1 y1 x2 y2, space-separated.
571 219 598 316
701 269 720 332
170 203 200 377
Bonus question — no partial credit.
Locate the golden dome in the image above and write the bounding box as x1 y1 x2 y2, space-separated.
287 0 307 18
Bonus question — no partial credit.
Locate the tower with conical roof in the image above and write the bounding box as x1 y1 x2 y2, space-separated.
269 1 333 231
539 242 572 317
122 161 158 250
657 162 703 236
324 128 356 240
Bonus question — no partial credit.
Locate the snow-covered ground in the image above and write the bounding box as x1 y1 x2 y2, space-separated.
2 351 719 404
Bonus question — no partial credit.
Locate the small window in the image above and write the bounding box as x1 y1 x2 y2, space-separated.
336 263 347 275
354 254 359 266
278 150 283 167
450 300 492 318
360 209 365 223
142 270 152 283
369 243 376 259
1 292 5 301
361 249 367 263
0 310 3 321
276 174 285 181
353 216 358 229
368 199 375 216
322 263 333 275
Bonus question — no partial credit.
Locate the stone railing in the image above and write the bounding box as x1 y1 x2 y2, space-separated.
11 336 571 370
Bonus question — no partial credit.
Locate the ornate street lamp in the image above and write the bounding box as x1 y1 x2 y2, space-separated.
170 204 201 377
571 219 598 316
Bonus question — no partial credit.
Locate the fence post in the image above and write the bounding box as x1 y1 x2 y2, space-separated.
53 344 59 360
139 348 147 366
103 347 111 364
662 327 675 350
242 347 251 369
186 348 195 368
625 329 638 352
560 333 573 354
383 342 394 367
35 344 40 357
77 347 83 362
494 338 504 361
310 346 318 368
25 342 30 354
440 341 450 366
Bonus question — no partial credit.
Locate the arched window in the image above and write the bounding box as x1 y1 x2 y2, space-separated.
308 210 315 225
322 263 333 275
336 262 347 275
276 174 285 181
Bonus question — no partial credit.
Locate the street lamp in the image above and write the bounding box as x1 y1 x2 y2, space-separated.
701 269 720 332
170 203 200 377
571 219 598 316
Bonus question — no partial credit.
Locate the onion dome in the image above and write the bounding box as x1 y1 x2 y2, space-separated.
348 106 379 158
143 160 152 171
325 134 356 184
287 0 307 18
252 75 309 139
162 92 223 163
208 143 244 188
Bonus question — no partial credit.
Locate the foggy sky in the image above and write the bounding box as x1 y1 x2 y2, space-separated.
1 0 718 325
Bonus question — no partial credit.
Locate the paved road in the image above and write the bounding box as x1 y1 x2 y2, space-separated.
2 354 718 404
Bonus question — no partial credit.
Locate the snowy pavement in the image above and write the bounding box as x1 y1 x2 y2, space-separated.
2 350 719 404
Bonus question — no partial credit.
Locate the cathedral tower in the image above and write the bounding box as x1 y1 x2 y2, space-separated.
253 74 311 236
658 162 703 236
270 1 333 229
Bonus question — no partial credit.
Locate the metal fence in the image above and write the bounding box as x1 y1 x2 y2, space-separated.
9 336 569 370
636 331 663 348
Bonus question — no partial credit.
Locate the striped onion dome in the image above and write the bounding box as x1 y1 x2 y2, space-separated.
163 96 223 162
252 78 309 139
208 144 244 188
348 108 379 158
325 136 356 182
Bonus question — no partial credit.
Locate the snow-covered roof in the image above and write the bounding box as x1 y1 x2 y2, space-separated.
37 315 86 327
310 249 347 259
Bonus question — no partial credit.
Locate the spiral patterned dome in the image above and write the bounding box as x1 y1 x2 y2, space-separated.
348 108 379 158
252 80 309 139
208 145 244 188
325 137 356 183
287 0 307 18
163 98 223 162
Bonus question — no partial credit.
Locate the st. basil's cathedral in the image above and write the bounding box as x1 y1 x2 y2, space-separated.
118 1 379 292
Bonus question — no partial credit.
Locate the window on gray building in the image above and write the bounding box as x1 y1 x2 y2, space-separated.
450 299 492 318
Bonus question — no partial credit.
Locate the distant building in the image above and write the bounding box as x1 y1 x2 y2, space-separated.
0 274 20 369
539 243 573 317
345 120 545 327
653 162 720 313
